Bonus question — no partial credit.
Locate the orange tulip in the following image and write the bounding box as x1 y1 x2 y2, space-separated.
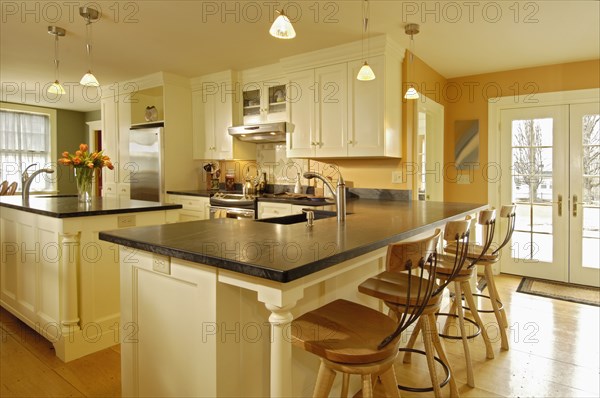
73 157 82 165
79 143 88 152
62 151 69 157
76 150 82 157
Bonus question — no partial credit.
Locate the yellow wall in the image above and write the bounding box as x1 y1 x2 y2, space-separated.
444 59 600 203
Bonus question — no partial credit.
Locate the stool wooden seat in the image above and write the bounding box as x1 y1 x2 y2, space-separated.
358 229 460 398
292 229 442 398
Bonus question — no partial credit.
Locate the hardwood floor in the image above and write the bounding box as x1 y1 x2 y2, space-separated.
1 274 598 397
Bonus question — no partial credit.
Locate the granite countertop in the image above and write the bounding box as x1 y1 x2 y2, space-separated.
0 195 182 218
99 199 486 283
167 189 334 207
167 190 212 197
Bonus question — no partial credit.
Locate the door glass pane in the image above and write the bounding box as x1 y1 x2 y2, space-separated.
511 118 554 263
532 205 552 234
581 114 599 270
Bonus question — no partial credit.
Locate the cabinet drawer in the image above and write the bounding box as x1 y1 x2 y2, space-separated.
257 202 293 219
168 195 208 211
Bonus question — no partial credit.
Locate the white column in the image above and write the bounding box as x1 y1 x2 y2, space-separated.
60 233 80 333
265 303 296 398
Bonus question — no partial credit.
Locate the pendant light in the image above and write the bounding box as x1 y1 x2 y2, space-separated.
79 6 100 86
269 9 296 39
47 26 66 95
404 23 420 99
357 0 375 81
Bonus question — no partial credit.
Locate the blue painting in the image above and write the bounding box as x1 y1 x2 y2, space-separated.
454 120 479 169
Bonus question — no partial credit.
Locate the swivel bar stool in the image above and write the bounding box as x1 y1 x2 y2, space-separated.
434 212 496 388
358 226 462 398
461 204 517 351
292 229 442 398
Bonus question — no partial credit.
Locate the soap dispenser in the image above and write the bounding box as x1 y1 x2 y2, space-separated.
294 173 302 194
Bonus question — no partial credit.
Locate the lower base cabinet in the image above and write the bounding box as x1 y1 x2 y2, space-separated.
167 194 210 221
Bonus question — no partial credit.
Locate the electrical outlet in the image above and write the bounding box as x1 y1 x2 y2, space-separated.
152 255 171 275
457 174 471 185
392 171 403 184
118 215 136 228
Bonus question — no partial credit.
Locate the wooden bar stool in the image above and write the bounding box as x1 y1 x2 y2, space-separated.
434 214 496 388
292 229 442 398
463 205 516 351
358 229 459 398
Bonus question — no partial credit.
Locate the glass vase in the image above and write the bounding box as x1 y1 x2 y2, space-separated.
75 167 94 203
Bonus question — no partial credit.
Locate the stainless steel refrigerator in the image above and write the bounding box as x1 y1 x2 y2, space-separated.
129 123 164 202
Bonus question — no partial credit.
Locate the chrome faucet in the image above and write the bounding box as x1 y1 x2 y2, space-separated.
22 164 54 203
303 171 346 222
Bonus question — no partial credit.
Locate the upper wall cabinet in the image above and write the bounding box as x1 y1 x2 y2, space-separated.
282 35 404 159
242 82 288 124
191 71 254 160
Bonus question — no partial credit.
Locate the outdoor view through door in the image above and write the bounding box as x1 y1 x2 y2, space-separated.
500 102 599 287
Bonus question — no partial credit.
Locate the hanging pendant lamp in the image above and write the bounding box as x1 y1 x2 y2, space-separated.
404 23 420 99
47 26 66 95
270 9 296 39
79 6 100 86
357 0 375 81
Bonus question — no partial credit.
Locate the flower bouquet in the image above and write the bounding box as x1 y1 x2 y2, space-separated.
58 143 114 203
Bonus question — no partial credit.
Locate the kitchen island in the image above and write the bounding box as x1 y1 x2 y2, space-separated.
99 199 486 397
0 195 181 361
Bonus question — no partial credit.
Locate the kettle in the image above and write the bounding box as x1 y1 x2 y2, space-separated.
243 178 255 197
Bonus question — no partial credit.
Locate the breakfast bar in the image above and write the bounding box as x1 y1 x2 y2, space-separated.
0 196 181 361
99 199 486 397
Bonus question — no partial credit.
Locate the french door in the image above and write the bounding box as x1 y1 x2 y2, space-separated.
499 102 600 287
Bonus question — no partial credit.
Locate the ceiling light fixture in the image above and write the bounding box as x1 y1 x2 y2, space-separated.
79 6 100 86
47 26 66 95
269 9 296 39
357 0 375 81
404 23 420 99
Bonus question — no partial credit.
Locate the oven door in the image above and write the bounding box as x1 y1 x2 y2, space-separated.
210 206 255 220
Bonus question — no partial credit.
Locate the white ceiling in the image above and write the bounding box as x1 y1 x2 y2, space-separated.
1 0 598 112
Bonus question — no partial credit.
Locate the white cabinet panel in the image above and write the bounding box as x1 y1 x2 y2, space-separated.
287 70 316 158
315 63 348 158
257 202 293 219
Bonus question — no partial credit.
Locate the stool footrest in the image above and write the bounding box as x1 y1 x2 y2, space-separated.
436 312 482 340
462 293 504 313
396 348 451 393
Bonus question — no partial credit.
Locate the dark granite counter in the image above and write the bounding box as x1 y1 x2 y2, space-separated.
99 199 486 283
0 195 182 218
167 190 212 197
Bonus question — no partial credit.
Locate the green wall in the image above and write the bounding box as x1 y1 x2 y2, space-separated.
56 109 87 194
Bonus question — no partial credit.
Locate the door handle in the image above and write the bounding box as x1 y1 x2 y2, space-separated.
557 194 562 217
573 194 577 217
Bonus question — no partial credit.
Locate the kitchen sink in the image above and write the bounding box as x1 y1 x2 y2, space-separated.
255 210 337 225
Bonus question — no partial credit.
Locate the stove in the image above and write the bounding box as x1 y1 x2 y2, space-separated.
209 192 256 219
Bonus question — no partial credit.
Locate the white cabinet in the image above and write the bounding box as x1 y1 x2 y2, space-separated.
168 194 210 221
315 63 348 157
242 82 288 124
100 94 131 198
347 55 401 158
257 202 304 219
191 71 255 160
283 36 403 159
286 63 348 158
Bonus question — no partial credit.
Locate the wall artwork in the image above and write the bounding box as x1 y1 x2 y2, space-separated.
454 119 479 169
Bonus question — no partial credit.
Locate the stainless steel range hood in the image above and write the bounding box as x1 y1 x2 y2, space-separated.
227 122 290 143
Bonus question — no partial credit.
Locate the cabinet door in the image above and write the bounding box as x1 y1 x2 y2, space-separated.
265 83 288 122
347 56 385 157
213 82 235 159
192 91 213 159
315 63 348 157
101 97 119 187
287 70 316 158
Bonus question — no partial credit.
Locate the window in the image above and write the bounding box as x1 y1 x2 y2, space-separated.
0 109 53 192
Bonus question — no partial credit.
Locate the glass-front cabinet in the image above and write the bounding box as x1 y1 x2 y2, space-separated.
242 82 287 124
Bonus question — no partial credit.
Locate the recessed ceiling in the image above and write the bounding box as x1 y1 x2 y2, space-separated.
1 0 598 112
